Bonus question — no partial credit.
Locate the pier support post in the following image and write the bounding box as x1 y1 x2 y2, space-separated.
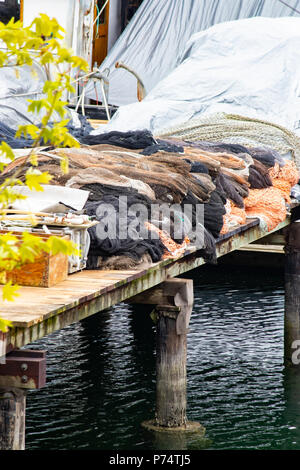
155 305 187 427
284 222 300 365
0 349 46 450
0 388 26 450
136 278 204 437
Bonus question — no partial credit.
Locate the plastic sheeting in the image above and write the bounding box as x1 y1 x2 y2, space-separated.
85 0 300 106
0 62 80 129
91 16 300 136
11 185 90 213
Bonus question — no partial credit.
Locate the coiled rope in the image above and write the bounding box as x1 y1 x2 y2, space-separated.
159 113 300 168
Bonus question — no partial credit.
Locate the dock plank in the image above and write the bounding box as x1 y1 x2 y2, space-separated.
239 244 284 253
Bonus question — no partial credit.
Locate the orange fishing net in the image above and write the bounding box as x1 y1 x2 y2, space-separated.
145 222 190 259
244 187 286 231
220 200 247 235
271 179 292 203
221 159 299 234
269 159 300 203
269 159 299 186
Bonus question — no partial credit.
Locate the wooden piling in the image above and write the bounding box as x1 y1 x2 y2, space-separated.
140 278 205 435
0 387 26 450
155 305 187 427
284 222 300 365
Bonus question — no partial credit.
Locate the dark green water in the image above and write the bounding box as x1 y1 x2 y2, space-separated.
24 264 300 450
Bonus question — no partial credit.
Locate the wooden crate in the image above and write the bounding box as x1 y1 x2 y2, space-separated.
3 231 69 288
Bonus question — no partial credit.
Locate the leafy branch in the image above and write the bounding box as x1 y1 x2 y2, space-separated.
0 15 89 331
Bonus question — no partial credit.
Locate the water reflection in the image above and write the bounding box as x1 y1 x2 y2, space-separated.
280 367 300 449
24 265 300 450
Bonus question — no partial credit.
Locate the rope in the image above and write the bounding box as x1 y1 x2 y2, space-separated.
93 0 110 27
276 0 300 15
158 113 300 168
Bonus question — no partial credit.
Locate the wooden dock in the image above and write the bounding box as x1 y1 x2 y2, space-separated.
0 218 289 348
0 215 299 449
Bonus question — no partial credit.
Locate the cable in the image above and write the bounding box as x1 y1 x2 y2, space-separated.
81 85 86 116
276 0 300 15
93 81 99 105
95 4 100 36
99 78 110 120
93 0 109 27
75 82 88 114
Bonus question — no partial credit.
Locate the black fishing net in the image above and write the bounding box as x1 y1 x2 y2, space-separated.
248 147 285 167
140 139 184 155
0 115 93 148
186 141 252 155
248 162 273 189
214 173 244 208
181 189 226 240
185 160 209 174
80 129 156 149
85 195 166 264
203 190 226 238
80 183 143 202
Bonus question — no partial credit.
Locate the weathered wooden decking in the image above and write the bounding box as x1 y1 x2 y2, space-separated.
0 217 290 350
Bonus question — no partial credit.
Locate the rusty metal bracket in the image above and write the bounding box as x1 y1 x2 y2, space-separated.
0 349 46 389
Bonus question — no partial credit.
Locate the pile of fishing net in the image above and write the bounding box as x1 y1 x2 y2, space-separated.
1 145 217 268
159 113 300 168
3 128 299 269
157 120 300 234
0 116 94 149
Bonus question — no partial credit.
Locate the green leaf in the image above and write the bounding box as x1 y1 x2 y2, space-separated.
0 14 91 319
40 50 55 65
27 99 49 115
29 153 38 166
0 317 12 332
25 169 52 191
46 236 79 256
25 37 43 50
43 81 58 94
2 282 19 302
0 141 15 161
60 155 69 174
71 56 89 72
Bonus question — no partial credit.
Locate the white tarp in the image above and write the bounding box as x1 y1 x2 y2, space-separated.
0 62 88 134
11 185 90 213
0 63 81 129
92 16 300 136
85 0 300 106
0 63 48 129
